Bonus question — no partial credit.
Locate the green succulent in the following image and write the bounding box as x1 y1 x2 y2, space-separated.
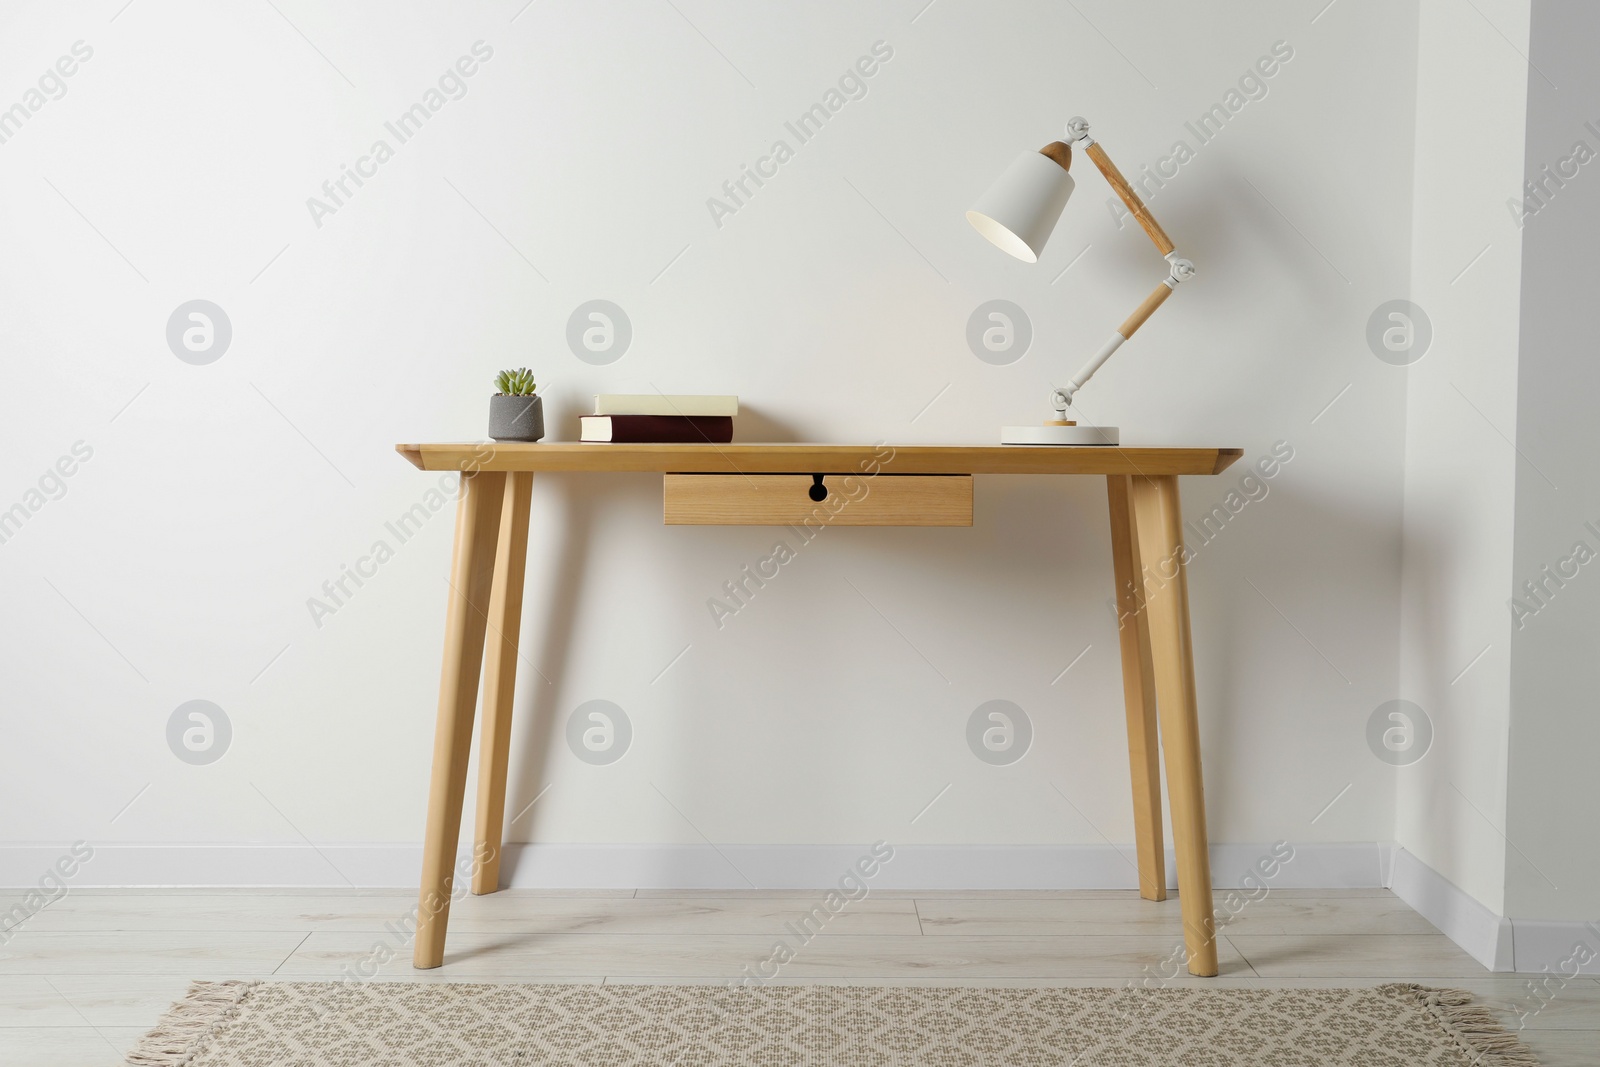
494 368 537 396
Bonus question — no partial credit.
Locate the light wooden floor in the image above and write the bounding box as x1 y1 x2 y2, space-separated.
2 888 1595 1065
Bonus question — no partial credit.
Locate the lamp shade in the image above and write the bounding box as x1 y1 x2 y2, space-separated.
966 150 1075 263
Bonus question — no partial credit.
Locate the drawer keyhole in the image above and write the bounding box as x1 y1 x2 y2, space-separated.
808 474 828 502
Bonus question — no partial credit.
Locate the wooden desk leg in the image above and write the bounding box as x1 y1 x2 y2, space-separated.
1130 474 1218 977
414 470 505 970
1105 475 1167 902
472 471 534 895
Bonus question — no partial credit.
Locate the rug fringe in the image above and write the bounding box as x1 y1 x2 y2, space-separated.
123 980 258 1067
1380 984 1542 1067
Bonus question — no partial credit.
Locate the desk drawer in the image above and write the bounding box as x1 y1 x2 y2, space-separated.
664 474 972 526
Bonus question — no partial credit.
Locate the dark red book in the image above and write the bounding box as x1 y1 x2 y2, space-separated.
579 414 733 443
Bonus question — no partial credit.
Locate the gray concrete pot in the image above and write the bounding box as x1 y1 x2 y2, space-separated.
488 394 544 442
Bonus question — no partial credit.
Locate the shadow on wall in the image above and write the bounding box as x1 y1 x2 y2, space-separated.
498 472 596 879
496 466 1108 867
492 404 813 881
734 406 806 443
1393 488 1487 880
1195 477 1404 837
490 453 1407 869
1193 159 1344 306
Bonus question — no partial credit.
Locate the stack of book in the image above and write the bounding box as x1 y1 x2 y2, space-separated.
579 395 738 443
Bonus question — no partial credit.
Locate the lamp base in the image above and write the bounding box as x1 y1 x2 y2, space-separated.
1001 424 1120 445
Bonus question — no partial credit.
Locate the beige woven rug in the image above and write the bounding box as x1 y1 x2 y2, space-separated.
124 981 1539 1066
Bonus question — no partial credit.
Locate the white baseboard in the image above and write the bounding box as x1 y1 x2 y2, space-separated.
1378 850 1600 974
1388 847 1515 971
1509 919 1600 975
1 841 1388 891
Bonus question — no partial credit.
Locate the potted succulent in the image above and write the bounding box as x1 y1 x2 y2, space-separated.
488 368 544 442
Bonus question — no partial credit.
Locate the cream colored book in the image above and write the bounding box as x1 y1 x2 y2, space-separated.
593 394 738 417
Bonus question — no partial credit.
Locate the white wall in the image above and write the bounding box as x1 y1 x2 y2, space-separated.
1 1 1422 884
1395 0 1531 918
1505 0 1600 925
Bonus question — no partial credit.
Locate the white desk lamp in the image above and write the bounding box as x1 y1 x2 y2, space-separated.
967 116 1195 445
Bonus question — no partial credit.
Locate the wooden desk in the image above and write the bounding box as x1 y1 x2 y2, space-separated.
397 442 1243 976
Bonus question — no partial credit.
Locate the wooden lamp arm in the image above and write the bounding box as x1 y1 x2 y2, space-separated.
1084 142 1175 257
1119 278 1176 339
1049 118 1194 414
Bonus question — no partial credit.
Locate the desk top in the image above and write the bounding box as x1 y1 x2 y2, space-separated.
397 443 1242 476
